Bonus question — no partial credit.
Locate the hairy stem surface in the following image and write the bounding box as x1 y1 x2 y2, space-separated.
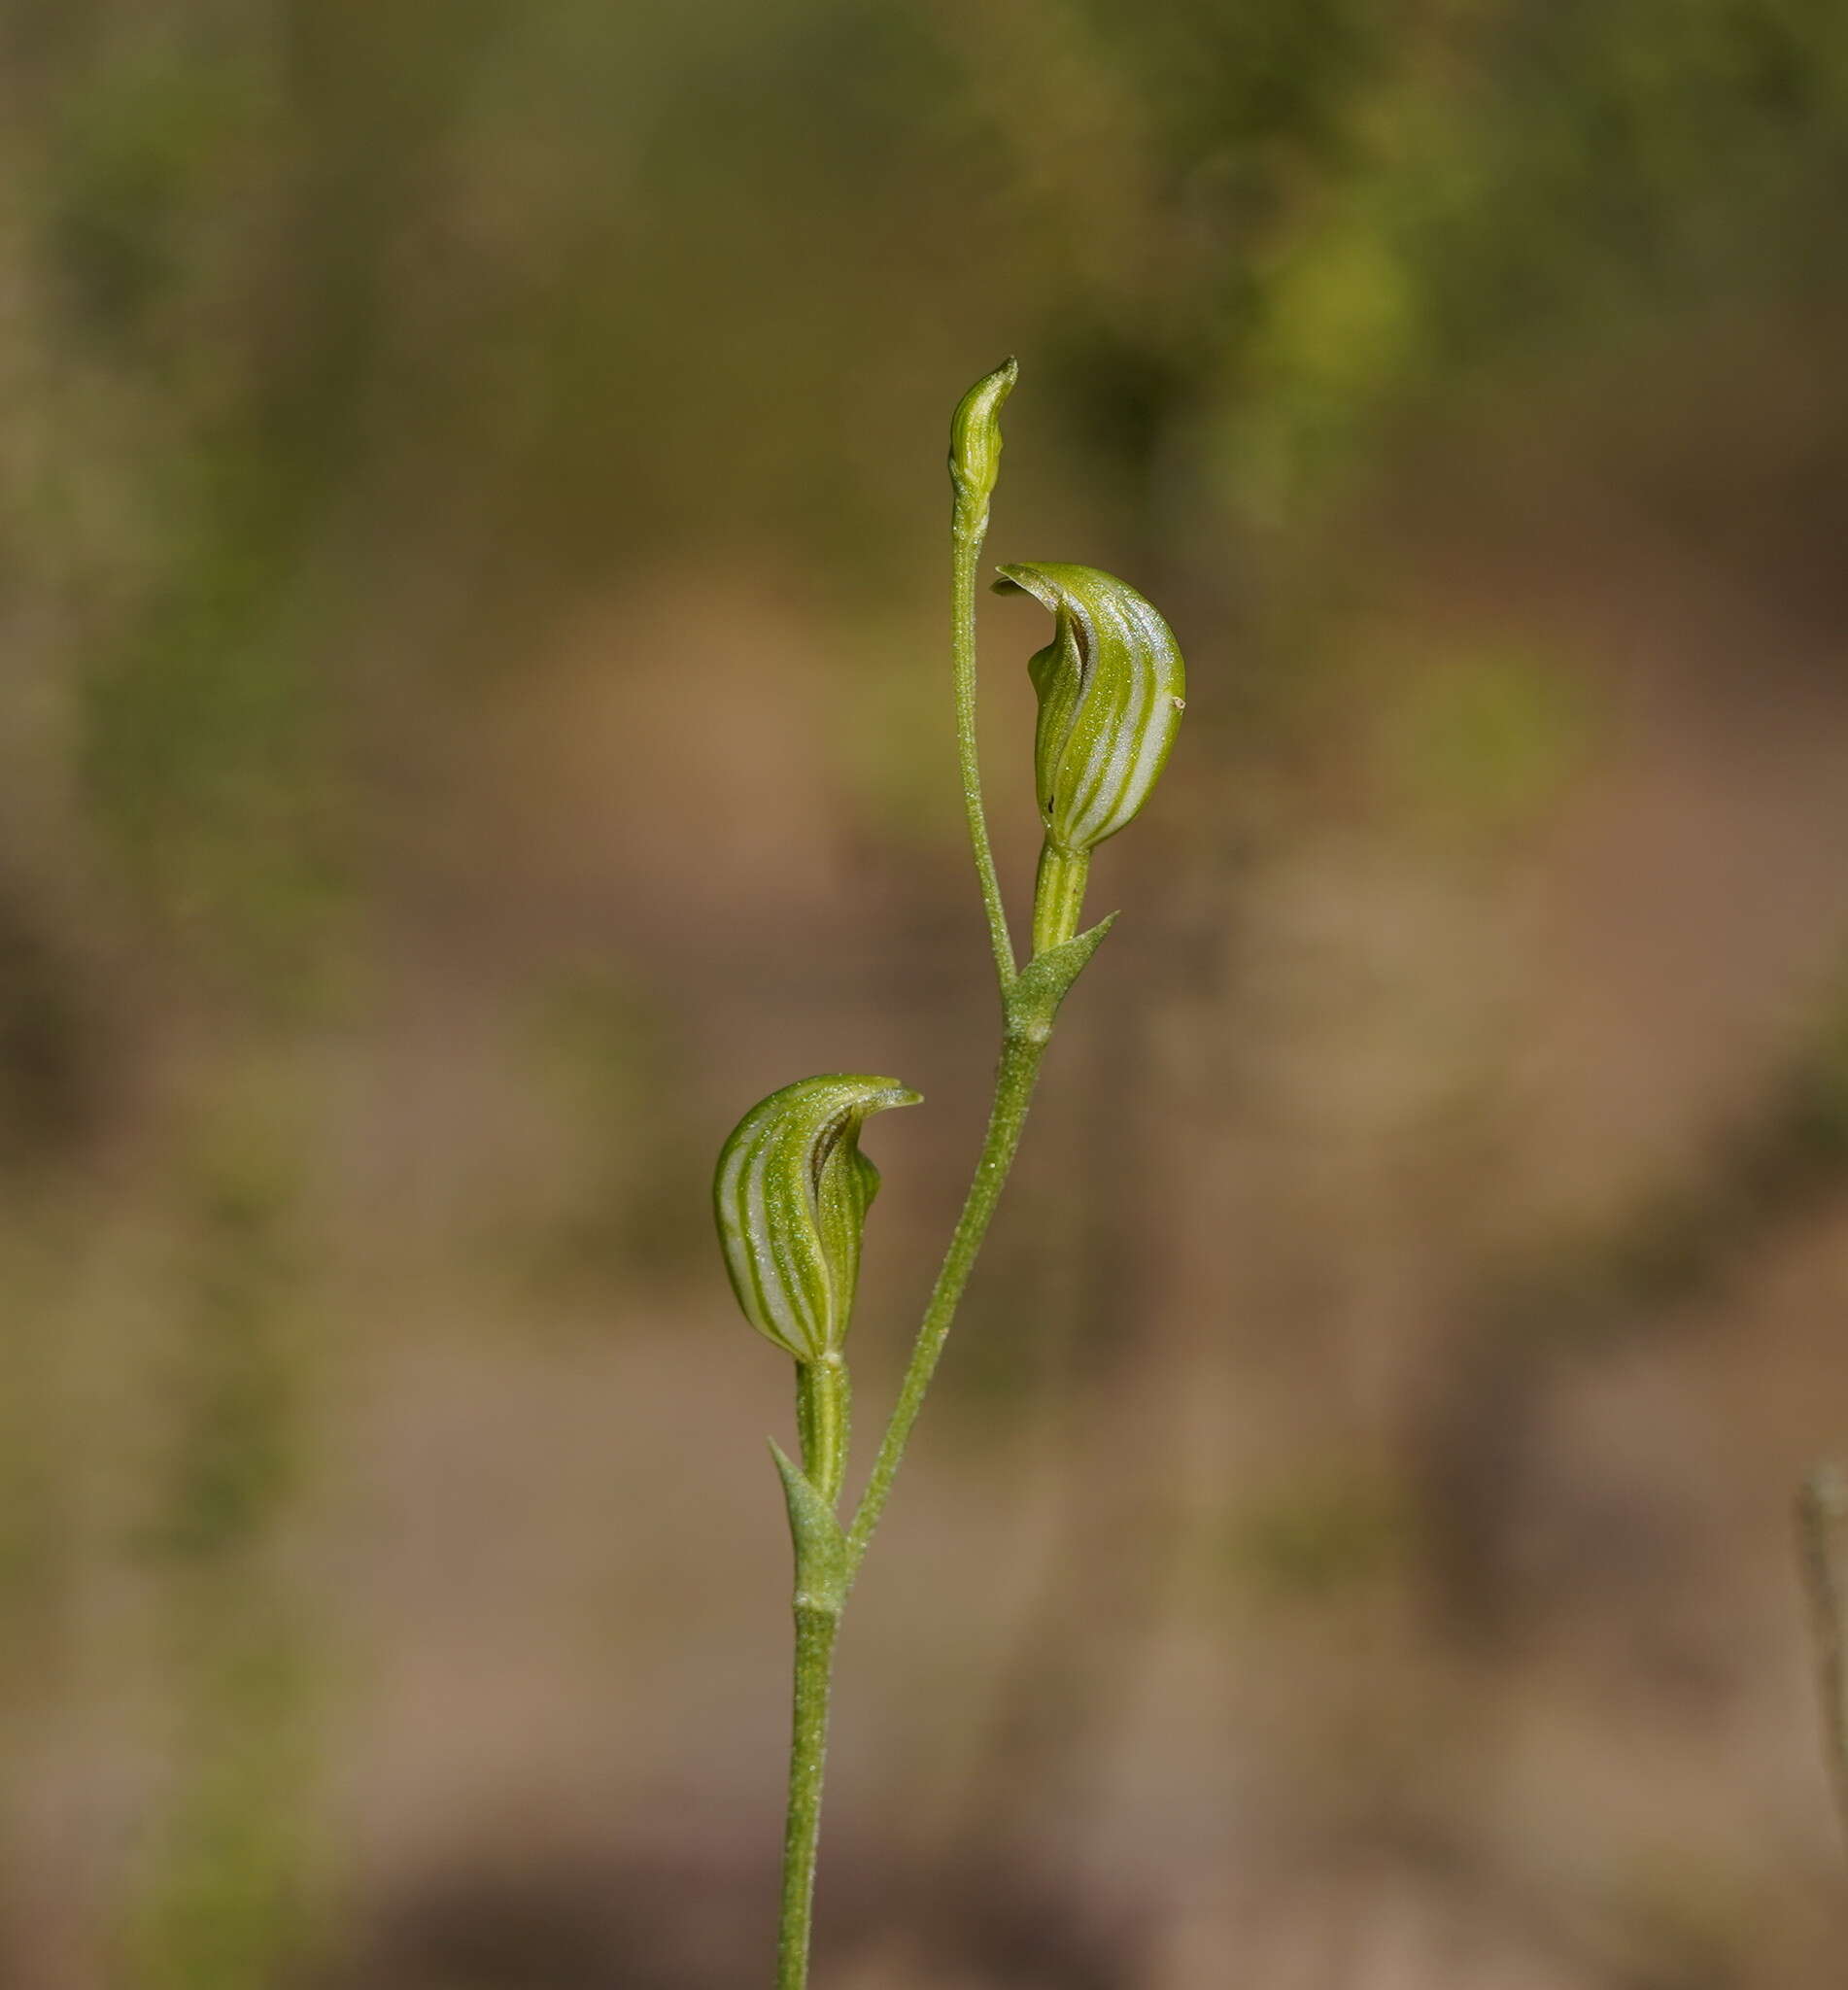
953 518 1015 992
777 1602 841 1990
847 1028 1044 1575
775 1031 1047 1985
775 405 1058 1990
796 1358 850 1509
1030 841 1090 957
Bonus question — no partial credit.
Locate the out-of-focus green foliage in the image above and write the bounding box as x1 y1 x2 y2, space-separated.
120 1093 319 1989
13 0 1845 995
1234 1470 1411 1601
4 0 1848 1981
1377 642 1599 844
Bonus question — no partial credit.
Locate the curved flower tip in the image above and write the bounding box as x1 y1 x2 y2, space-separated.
949 357 1018 516
713 1074 921 1363
994 562 1185 854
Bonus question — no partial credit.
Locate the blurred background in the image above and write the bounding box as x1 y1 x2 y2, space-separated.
5 1 1848 1983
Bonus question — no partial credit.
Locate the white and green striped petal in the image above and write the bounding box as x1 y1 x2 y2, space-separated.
713 1074 921 1363
995 563 1185 855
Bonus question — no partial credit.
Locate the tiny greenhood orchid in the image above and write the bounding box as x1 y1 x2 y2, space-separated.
715 362 1191 1990
996 561 1185 859
713 1074 921 1365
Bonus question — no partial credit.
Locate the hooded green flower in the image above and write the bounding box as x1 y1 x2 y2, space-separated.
996 562 1185 854
713 1074 921 1363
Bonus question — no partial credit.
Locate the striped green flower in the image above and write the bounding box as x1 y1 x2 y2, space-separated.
995 562 1185 855
713 1074 921 1364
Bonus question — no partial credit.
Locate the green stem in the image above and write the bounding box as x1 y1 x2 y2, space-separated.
776 1031 1050 1987
776 1601 841 1990
774 433 1058 1990
846 1027 1046 1576
1030 841 1090 958
953 512 1016 993
795 1357 851 1509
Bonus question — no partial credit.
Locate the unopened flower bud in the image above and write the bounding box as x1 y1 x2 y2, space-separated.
713 1074 921 1364
948 358 1018 522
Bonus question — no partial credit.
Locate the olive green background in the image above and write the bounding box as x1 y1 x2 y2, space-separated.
5 2 1848 1983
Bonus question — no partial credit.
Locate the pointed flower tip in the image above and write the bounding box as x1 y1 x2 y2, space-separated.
1001 562 1185 855
713 1074 919 1364
949 359 1019 513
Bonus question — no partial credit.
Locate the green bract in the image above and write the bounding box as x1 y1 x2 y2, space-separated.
948 357 1017 519
995 562 1185 855
714 1074 921 1364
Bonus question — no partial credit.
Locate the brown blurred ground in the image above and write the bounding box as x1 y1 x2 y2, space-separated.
5 2 1848 1984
